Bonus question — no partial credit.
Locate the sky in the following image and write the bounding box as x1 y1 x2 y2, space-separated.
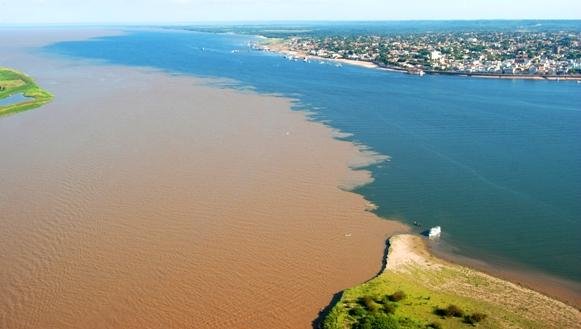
0 0 580 24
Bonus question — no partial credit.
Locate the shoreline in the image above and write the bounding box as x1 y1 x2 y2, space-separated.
324 234 581 328
262 40 581 81
429 244 581 309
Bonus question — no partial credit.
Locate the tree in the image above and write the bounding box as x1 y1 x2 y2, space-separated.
388 291 406 302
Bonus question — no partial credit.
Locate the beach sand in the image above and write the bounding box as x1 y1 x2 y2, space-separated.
384 235 581 327
430 243 581 309
325 235 580 328
265 41 385 70
0 29 408 329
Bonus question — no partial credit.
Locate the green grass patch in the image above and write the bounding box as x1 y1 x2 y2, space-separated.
323 270 528 329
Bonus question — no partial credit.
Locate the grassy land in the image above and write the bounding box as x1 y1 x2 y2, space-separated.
0 67 53 117
323 235 580 329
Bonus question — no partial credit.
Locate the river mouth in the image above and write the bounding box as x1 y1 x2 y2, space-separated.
47 28 581 283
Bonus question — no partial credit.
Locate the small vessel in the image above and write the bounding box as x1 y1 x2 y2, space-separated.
428 226 441 239
407 69 425 76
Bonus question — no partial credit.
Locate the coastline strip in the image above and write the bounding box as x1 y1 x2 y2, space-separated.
262 40 581 81
324 234 581 329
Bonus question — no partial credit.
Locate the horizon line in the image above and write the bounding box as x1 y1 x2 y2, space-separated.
1 18 581 28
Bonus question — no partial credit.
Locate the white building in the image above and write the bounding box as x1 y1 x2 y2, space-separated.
430 51 442 61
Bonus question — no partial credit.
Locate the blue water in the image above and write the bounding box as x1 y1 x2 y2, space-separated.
0 93 28 106
45 28 581 282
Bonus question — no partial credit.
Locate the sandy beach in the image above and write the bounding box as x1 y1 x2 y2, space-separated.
430 242 581 309
0 29 408 329
264 41 387 70
385 235 580 327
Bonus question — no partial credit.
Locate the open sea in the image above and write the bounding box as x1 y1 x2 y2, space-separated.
45 22 581 283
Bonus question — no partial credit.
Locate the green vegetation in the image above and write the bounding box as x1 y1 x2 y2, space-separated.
464 313 487 326
324 284 485 329
323 235 580 329
0 67 53 117
434 304 465 318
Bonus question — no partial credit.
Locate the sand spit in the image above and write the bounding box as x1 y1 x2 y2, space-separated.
325 235 580 328
0 29 407 329
383 235 581 328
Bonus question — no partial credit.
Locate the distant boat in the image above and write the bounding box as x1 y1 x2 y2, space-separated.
428 226 441 239
407 69 425 76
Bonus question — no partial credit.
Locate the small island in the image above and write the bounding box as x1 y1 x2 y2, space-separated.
323 235 580 329
0 67 53 116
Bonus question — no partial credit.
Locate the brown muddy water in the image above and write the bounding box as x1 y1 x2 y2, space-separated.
0 30 408 328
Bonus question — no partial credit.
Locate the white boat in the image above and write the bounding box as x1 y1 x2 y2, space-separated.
407 69 425 76
428 226 441 239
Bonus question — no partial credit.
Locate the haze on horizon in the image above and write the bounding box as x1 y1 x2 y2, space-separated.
0 0 580 25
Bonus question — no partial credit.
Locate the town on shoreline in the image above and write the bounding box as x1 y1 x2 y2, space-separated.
260 30 581 80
